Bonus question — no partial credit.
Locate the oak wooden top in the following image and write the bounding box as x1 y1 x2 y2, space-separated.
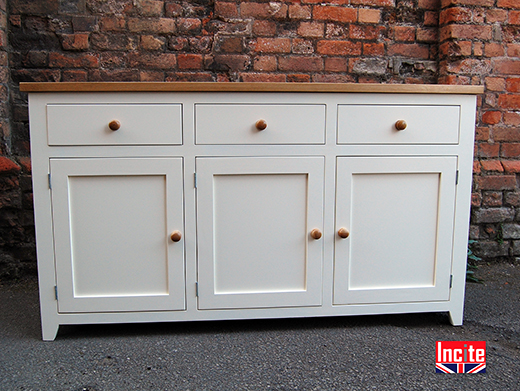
19 82 484 94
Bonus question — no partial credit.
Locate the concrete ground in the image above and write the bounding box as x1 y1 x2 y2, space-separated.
0 263 518 391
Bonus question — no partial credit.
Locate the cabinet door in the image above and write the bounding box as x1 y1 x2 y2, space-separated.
50 158 185 313
334 157 457 305
196 157 324 310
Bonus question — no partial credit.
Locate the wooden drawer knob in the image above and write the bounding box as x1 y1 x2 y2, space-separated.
338 228 350 239
395 120 407 131
109 120 121 131
310 228 322 240
170 230 182 242
255 119 267 131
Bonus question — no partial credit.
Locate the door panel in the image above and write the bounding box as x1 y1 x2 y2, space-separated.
334 156 457 305
196 157 324 310
51 158 185 313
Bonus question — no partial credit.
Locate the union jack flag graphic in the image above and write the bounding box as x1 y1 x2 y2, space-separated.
435 363 486 373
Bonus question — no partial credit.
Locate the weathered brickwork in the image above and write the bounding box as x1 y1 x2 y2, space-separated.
0 0 519 277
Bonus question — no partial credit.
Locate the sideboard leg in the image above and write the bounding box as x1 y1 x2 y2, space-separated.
41 322 59 341
448 309 463 326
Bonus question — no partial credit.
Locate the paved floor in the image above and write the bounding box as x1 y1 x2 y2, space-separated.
0 263 519 390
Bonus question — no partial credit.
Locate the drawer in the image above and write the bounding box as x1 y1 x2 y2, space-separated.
337 105 460 144
195 104 326 144
47 104 182 146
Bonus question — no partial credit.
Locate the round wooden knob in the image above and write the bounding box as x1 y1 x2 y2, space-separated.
109 120 121 131
310 228 322 240
255 119 267 131
338 228 350 239
170 230 182 242
395 120 407 131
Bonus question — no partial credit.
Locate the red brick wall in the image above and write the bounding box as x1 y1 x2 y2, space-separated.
0 0 519 278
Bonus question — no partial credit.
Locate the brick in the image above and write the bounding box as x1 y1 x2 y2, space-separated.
100 17 126 32
215 37 243 53
440 7 472 25
292 39 314 54
418 0 439 9
164 3 182 17
502 161 520 173
128 53 176 69
394 26 415 41
350 58 388 75
314 6 357 23
479 143 500 157
312 74 356 83
177 18 202 34
471 240 509 258
317 40 362 56
441 0 494 6
166 72 214 82
209 55 250 71
137 0 164 17
140 70 165 81
91 33 138 51
475 127 490 141
471 192 482 206
424 11 439 26
482 191 503 206
504 112 520 126
278 56 323 72
240 73 286 82
473 207 516 223
485 77 506 91
484 43 505 57
502 223 520 239
388 43 430 59
252 20 276 36
506 77 520 92
498 94 520 110
287 74 311 83
473 42 483 56
60 33 89 51
505 191 520 206
480 160 504 172
49 52 99 68
446 59 492 75
350 0 395 5
473 160 482 174
72 16 97 32
11 0 59 14
326 24 348 39
482 111 502 124
62 69 88 81
289 4 311 20
498 0 520 9
363 43 385 56
253 56 277 72
177 54 203 70
59 0 86 14
494 127 520 142
0 157 21 175
495 59 520 75
325 57 348 72
350 25 383 40
140 35 165 51
487 9 508 23
297 22 323 38
215 2 239 18
128 18 175 33
507 44 520 57
358 9 380 24
475 175 517 191
240 2 288 19
510 11 520 25
417 28 438 42
254 38 291 54
440 25 492 41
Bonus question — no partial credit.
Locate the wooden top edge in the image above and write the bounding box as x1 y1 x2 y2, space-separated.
19 82 484 94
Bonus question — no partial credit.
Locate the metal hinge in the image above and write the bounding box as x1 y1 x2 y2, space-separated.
194 173 197 188
48 173 52 189
195 282 199 297
54 286 58 300
449 275 453 288
455 170 459 185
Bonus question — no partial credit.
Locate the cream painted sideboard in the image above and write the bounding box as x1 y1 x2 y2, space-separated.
20 82 483 340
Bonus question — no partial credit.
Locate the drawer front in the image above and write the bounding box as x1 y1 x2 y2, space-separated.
47 104 182 145
195 104 326 145
337 105 460 144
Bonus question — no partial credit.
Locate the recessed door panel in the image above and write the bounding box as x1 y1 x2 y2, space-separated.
196 157 324 310
51 158 185 313
334 156 457 305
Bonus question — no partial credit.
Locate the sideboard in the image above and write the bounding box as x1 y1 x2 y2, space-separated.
20 82 483 340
